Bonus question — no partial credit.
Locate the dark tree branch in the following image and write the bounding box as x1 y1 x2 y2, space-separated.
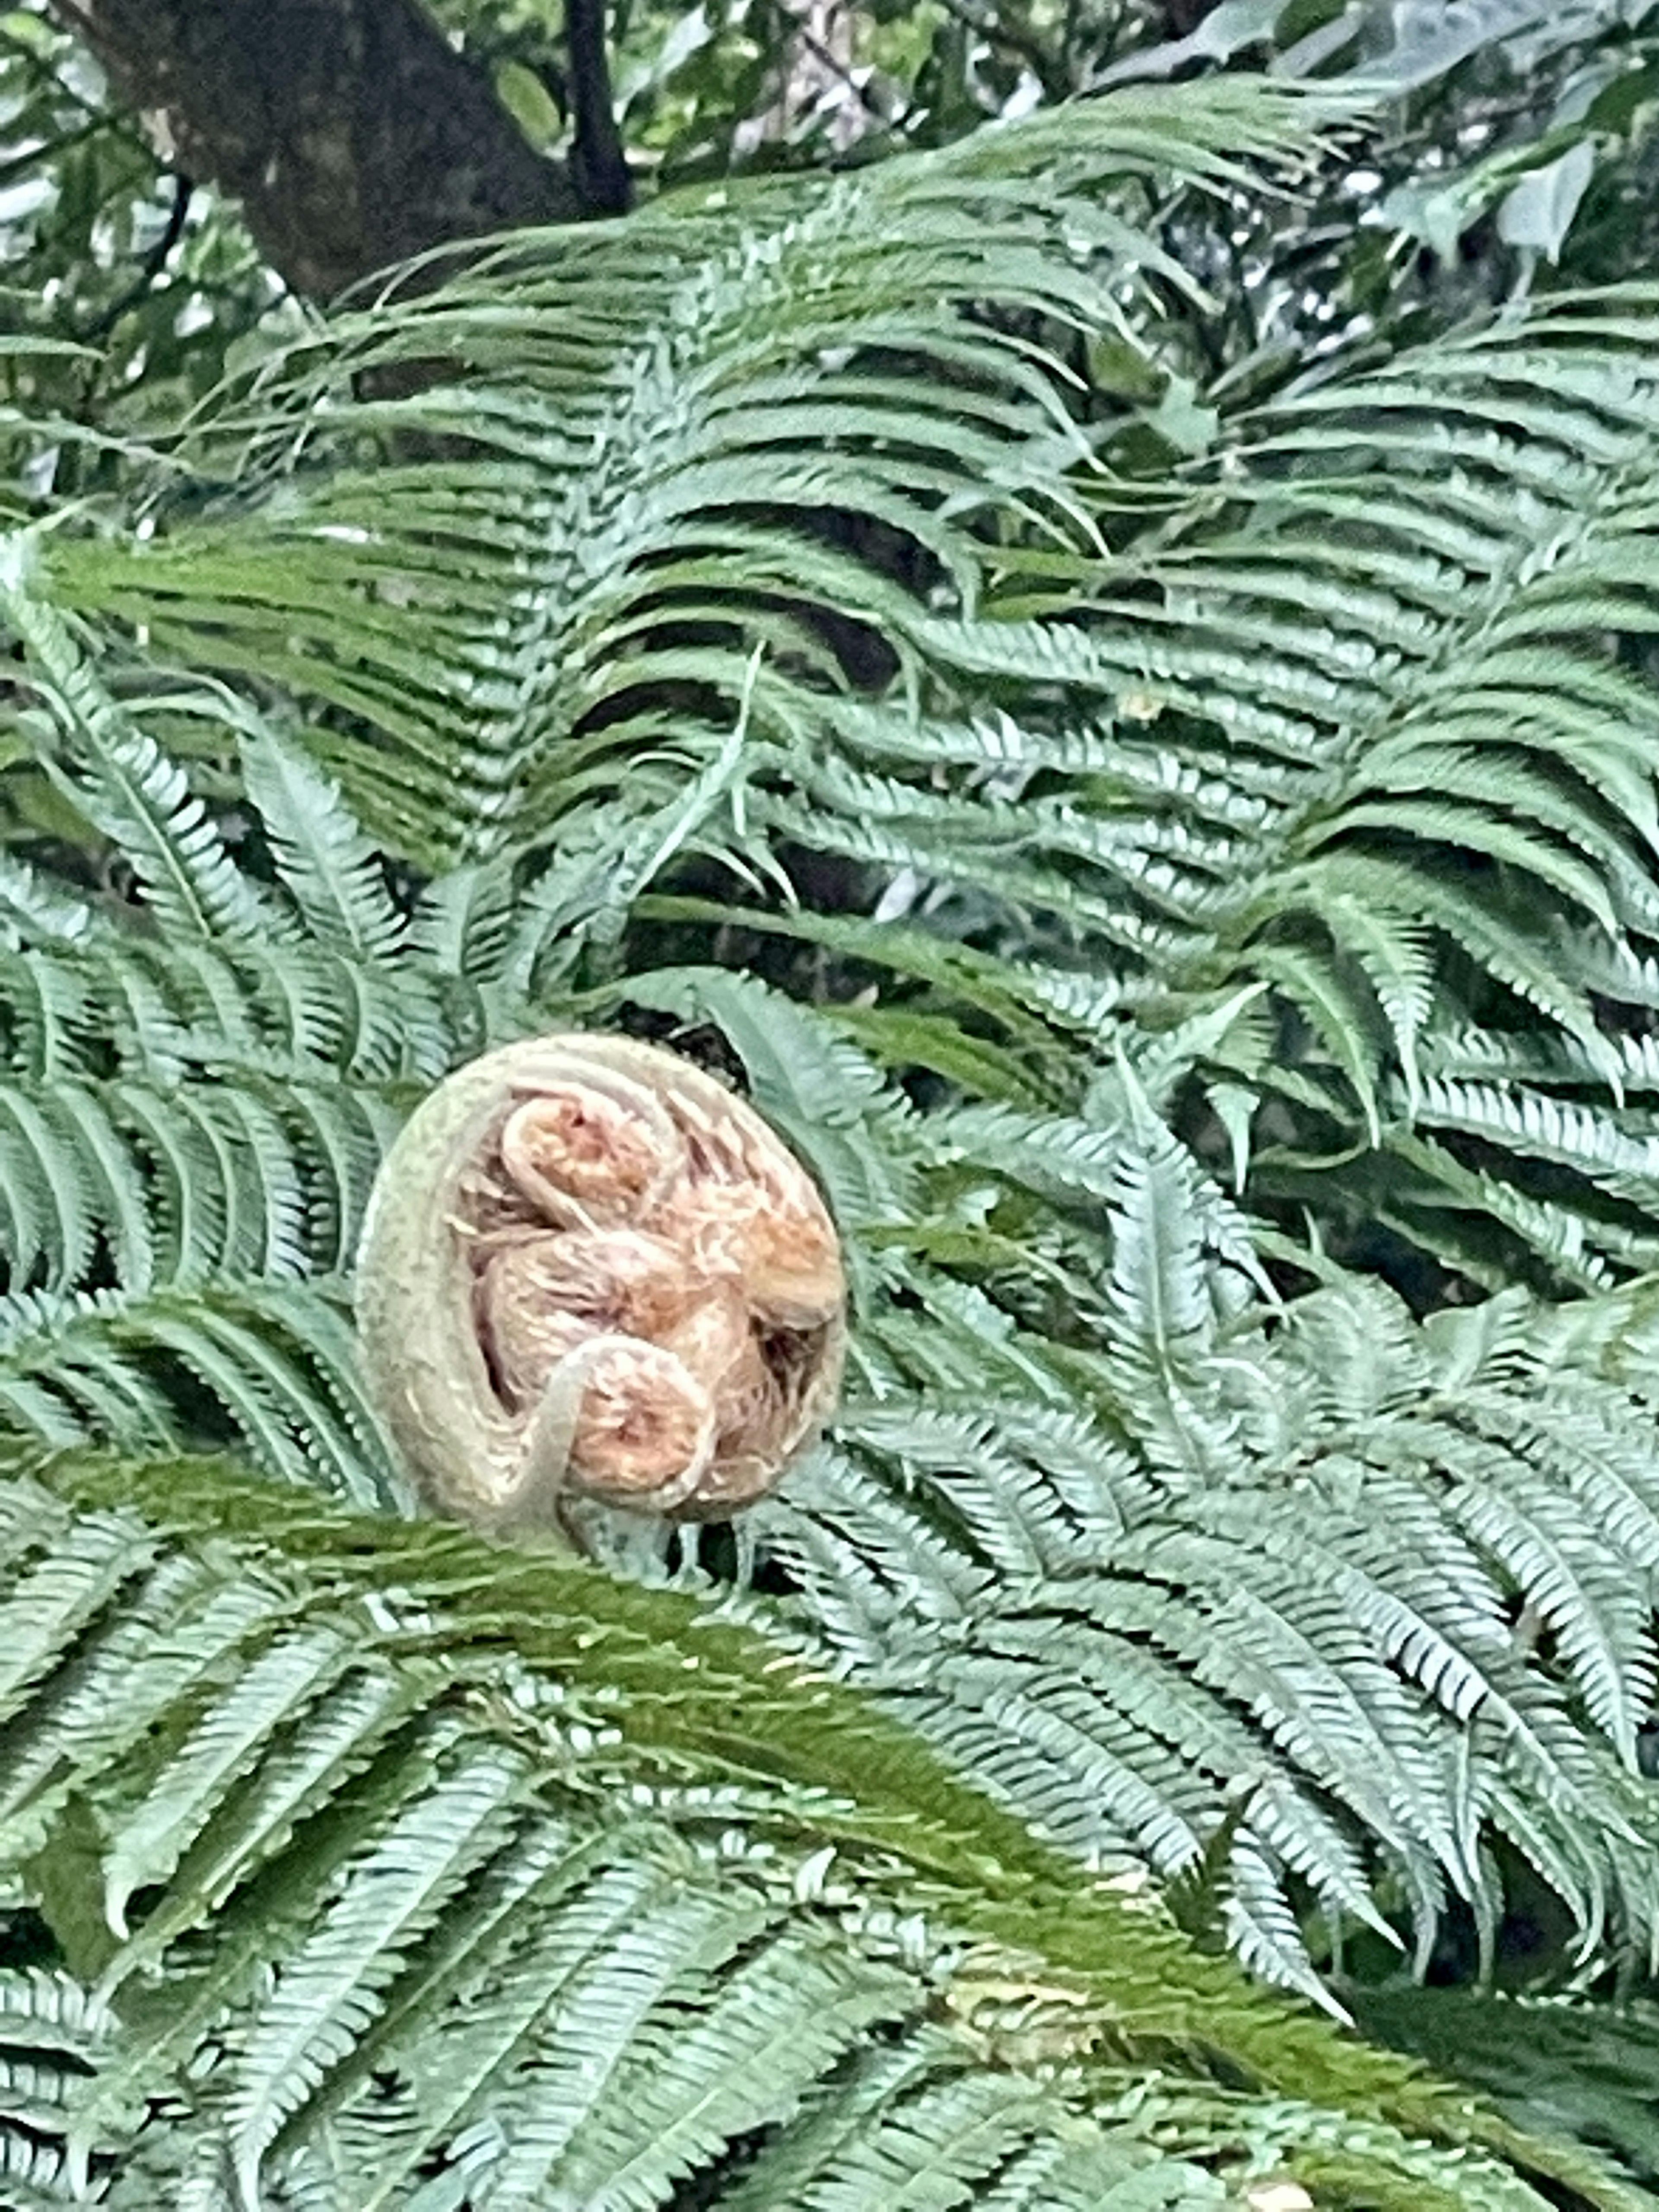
566 0 633 214
80 172 193 343
48 0 593 299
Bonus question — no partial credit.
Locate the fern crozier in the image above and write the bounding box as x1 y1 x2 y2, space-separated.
356 1033 846 1538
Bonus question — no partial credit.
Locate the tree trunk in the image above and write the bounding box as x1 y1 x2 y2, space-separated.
51 0 590 300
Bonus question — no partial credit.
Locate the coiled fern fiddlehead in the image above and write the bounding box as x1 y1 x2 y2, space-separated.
356 1033 846 1543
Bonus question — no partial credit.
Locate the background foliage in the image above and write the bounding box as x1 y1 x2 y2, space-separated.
4 0 1659 2204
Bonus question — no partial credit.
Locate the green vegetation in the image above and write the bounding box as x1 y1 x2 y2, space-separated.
6 0 1659 2202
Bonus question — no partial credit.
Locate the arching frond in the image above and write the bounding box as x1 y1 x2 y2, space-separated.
755 1128 1659 2001
2 1453 1593 2212
43 80 1326 868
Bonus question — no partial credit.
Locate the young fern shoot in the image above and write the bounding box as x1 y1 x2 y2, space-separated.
356 1033 847 1544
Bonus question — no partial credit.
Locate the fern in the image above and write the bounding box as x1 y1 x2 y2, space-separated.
0 64 1659 2206
751 1120 1659 2001
1 1452 1608 2212
4 569 1659 2038
51 208 1659 1290
1350 1986 1659 2190
47 83 1321 866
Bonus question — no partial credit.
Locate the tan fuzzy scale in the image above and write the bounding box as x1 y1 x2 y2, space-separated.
356 1032 846 1541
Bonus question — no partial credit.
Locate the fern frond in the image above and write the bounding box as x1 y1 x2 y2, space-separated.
760 1138 1659 1998
41 82 1328 872
0 1453 1586 2210
1351 1986 1659 2193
